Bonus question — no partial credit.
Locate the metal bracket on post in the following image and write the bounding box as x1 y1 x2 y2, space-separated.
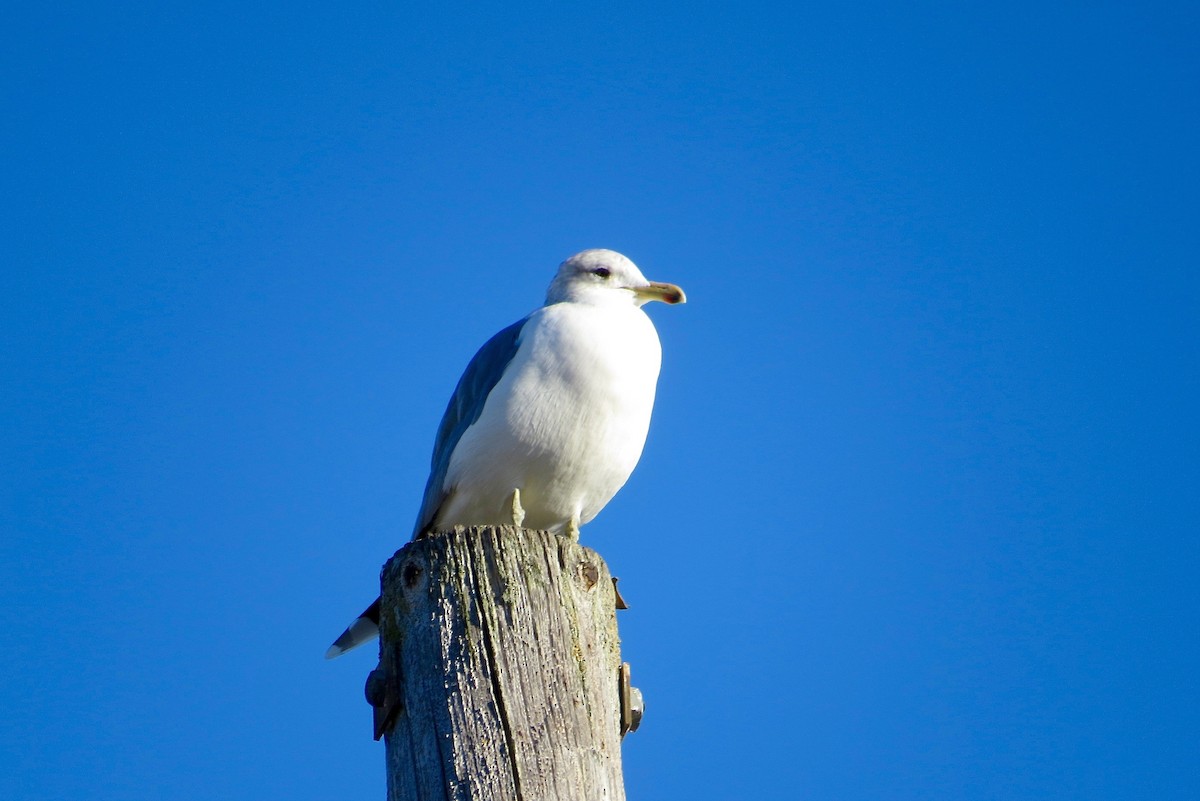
366 663 402 741
618 662 644 738
612 577 629 610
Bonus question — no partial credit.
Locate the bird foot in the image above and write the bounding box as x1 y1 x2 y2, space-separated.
565 514 581 542
510 488 526 527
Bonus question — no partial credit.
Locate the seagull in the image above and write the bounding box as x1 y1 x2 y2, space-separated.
326 249 685 658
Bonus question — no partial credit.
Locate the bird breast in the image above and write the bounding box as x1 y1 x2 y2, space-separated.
442 303 663 531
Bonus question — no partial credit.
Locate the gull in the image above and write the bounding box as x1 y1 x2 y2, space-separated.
326 249 685 658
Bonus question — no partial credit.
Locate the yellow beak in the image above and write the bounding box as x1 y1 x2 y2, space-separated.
634 281 687 305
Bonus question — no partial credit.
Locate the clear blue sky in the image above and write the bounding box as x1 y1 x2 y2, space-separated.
3 3 1197 799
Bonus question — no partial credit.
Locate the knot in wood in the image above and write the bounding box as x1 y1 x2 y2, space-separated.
401 558 424 593
578 559 600 590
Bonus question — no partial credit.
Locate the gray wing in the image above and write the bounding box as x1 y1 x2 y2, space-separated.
411 315 529 536
327 316 529 658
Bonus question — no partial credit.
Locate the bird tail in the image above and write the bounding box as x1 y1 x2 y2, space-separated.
324 597 381 659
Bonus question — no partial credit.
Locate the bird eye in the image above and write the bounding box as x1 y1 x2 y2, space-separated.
592 267 612 279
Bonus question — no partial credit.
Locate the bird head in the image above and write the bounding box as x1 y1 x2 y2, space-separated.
545 249 687 308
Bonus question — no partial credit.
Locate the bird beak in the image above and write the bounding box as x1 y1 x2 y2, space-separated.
635 281 687 305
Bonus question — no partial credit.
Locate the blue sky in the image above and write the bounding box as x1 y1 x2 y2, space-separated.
3 3 1197 799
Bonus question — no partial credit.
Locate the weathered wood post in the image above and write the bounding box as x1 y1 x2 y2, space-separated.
365 525 639 801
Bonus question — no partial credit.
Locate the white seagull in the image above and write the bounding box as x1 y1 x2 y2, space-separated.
326 249 686 658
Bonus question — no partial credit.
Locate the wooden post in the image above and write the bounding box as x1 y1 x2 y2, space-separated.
367 525 633 801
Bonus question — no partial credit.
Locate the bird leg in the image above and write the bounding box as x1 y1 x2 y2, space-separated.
565 513 581 543
509 488 526 527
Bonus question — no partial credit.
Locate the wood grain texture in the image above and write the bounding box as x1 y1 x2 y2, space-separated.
377 526 625 801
